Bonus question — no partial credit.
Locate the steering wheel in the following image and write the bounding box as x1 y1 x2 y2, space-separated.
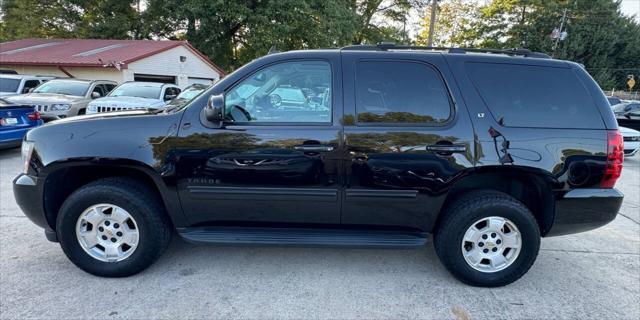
229 105 252 122
269 94 282 107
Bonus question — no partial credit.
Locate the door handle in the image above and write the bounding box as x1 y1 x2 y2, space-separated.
294 145 334 152
426 144 467 153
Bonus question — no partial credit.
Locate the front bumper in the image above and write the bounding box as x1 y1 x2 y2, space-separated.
623 140 639 156
13 174 56 240
546 188 623 237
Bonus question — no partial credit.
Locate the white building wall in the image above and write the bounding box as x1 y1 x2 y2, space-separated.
4 65 124 83
127 45 221 88
2 45 222 88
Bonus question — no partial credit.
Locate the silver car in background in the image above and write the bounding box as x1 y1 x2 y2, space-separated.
0 74 54 97
7 79 117 118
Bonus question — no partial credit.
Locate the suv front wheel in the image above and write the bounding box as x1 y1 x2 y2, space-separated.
435 190 541 287
56 177 172 277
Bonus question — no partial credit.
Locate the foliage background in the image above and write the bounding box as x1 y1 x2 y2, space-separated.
0 0 638 90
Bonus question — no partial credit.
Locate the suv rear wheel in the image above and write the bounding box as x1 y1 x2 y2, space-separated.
435 190 540 287
56 177 172 277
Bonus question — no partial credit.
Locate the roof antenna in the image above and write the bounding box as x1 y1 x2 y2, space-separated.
267 45 279 55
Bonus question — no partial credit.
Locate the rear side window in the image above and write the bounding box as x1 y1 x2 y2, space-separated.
467 63 603 129
355 61 451 125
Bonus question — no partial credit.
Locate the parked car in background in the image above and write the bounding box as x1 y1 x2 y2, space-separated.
164 83 209 109
0 74 55 97
619 126 640 156
613 101 640 131
0 98 42 149
86 82 181 114
0 69 18 74
6 79 117 118
606 96 623 106
612 101 640 116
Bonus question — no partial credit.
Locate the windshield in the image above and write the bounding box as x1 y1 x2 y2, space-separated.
109 83 162 99
33 81 89 96
177 87 205 100
0 78 20 92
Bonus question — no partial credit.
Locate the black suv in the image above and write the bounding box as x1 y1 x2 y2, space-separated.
13 45 624 287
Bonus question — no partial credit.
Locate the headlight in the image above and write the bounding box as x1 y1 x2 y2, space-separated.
21 141 35 174
51 104 71 111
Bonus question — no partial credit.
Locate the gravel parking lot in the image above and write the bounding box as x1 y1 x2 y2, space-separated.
1 147 638 319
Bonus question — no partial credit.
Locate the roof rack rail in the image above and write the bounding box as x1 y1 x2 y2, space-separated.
341 43 551 59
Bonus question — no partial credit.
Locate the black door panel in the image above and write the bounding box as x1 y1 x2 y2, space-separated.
174 53 344 226
175 127 342 225
340 51 476 231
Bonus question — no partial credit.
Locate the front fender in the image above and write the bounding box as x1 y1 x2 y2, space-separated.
23 111 188 228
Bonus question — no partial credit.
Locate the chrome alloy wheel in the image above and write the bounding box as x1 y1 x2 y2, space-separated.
75 204 139 262
461 216 522 273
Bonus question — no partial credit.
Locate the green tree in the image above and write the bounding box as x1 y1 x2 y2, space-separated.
349 0 428 45
418 0 640 90
73 0 144 39
0 0 80 41
0 0 150 41
416 0 482 47
145 0 359 71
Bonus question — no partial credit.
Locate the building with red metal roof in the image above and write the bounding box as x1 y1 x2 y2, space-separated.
0 38 225 87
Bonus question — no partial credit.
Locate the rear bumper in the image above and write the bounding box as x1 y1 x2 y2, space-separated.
546 188 623 237
13 174 56 241
0 139 22 149
0 127 30 148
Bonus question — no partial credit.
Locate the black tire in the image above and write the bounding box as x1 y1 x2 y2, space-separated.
56 177 172 277
434 190 540 287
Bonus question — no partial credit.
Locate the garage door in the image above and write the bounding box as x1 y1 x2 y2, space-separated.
134 74 176 84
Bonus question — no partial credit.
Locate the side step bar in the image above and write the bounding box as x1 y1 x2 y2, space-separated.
177 227 429 248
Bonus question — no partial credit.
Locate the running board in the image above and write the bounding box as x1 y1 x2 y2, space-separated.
177 227 429 248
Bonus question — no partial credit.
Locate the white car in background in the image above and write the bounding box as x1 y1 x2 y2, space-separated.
620 126 640 157
86 82 181 114
0 74 54 97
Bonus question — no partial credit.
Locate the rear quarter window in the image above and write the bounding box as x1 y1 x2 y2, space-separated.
466 63 604 129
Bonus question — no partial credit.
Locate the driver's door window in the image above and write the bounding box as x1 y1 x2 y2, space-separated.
225 60 332 123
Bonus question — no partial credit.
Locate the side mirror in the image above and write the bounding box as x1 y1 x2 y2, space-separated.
91 92 101 99
205 94 225 122
164 94 177 101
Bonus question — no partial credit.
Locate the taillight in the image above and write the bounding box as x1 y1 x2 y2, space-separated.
27 112 41 121
601 130 624 188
